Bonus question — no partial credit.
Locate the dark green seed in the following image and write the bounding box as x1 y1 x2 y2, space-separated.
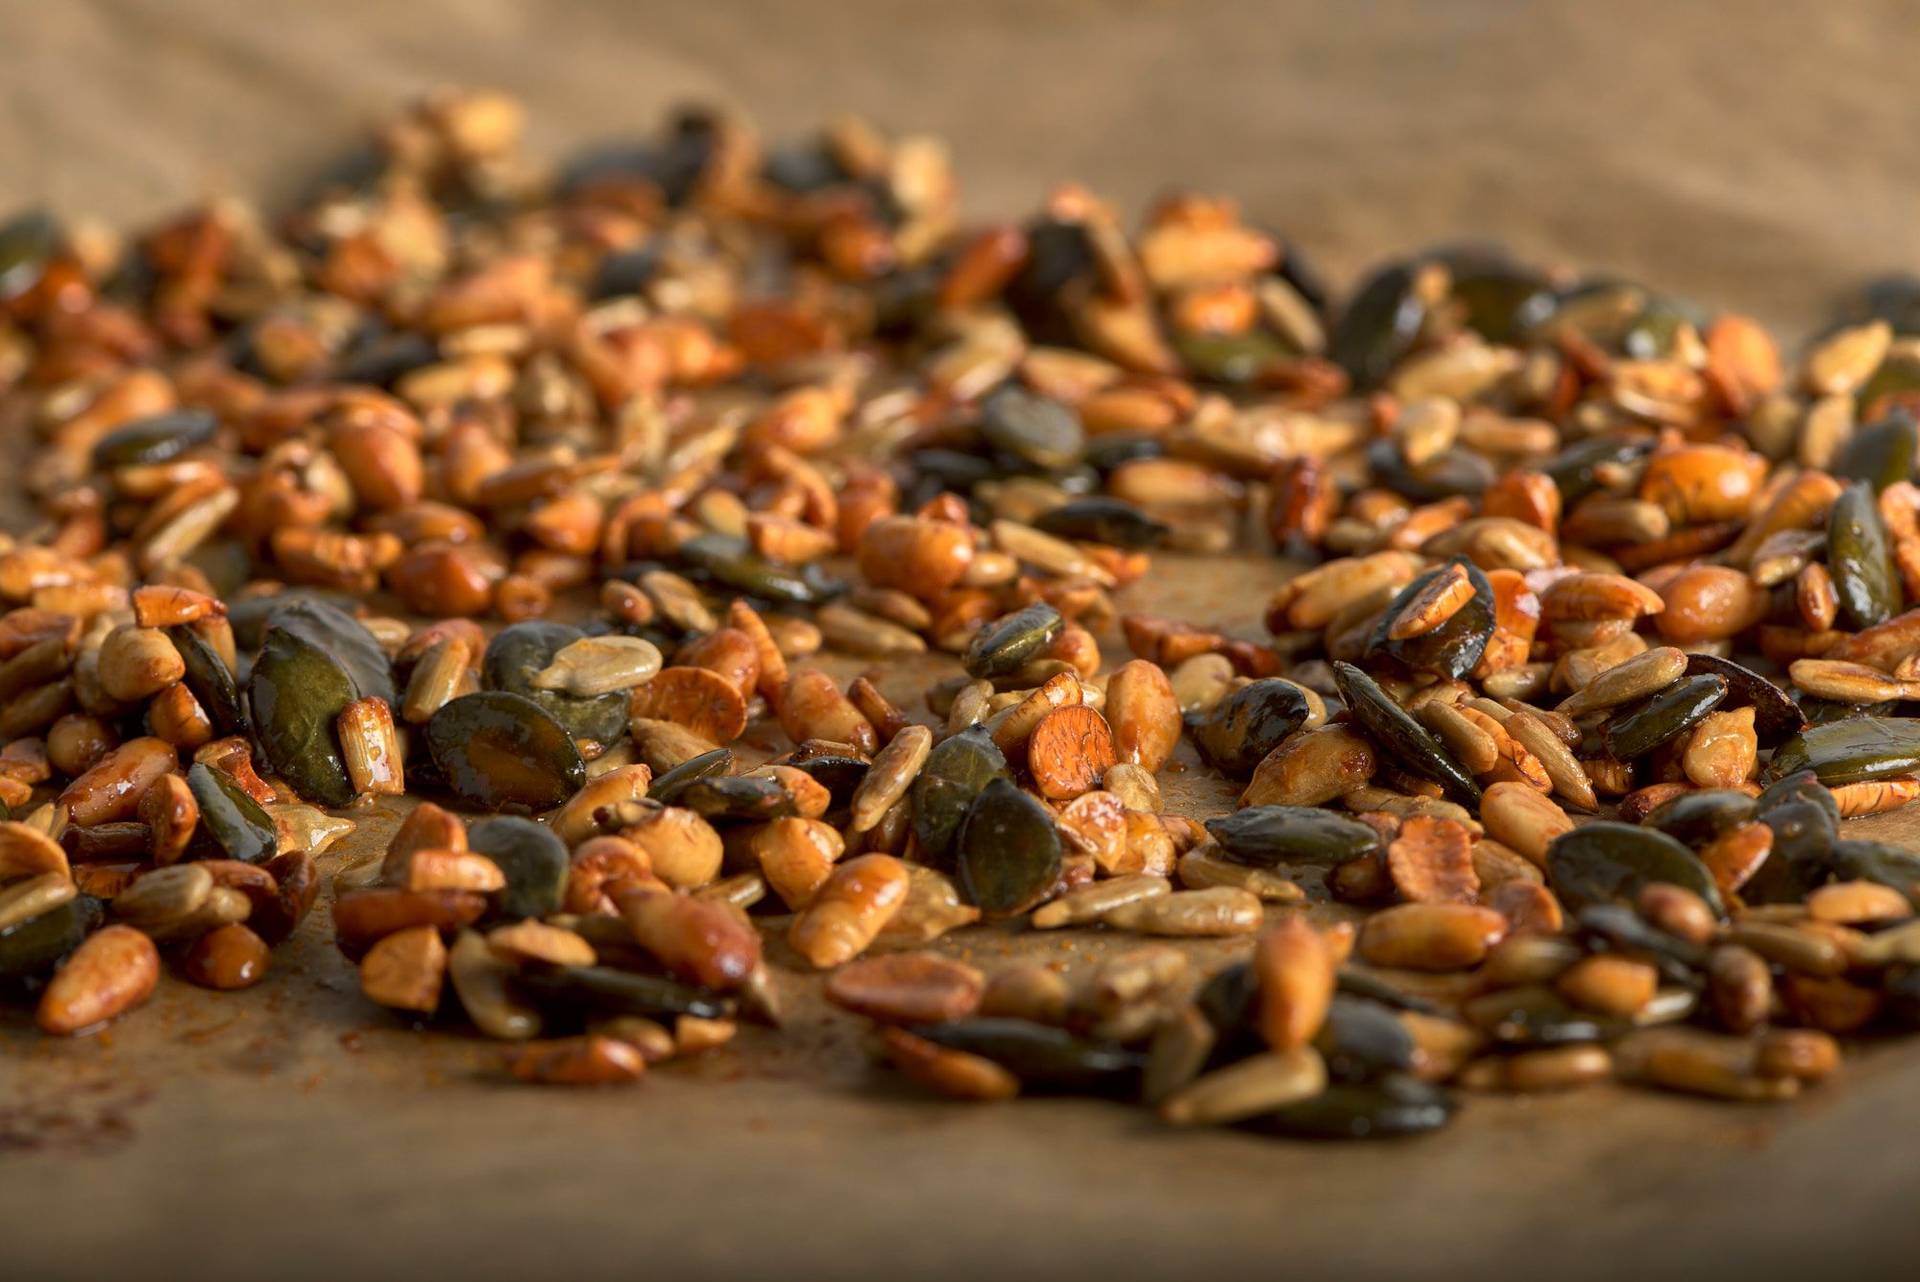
1621 295 1706 361
264 598 397 707
910 1018 1143 1093
513 963 731 1020
1195 961 1260 1042
1682 653 1806 746
186 762 276 865
1742 800 1838 905
1032 497 1168 550
169 624 248 737
1186 678 1310 776
955 777 1062 917
1369 558 1495 681
678 774 796 823
647 747 735 804
227 588 358 653
1332 661 1480 806
1602 674 1727 759
1330 261 1423 390
1438 251 1555 346
1205 805 1382 868
980 383 1084 470
1541 434 1653 508
0 895 100 981
90 409 219 471
1546 821 1723 917
1832 839 1920 909
1755 768 1842 825
962 603 1064 679
1643 789 1757 848
1316 995 1417 1083
1829 481 1900 630
248 624 357 809
674 532 842 606
425 691 586 813
483 621 628 745
1836 414 1918 492
1766 716 1920 785
911 727 1008 867
468 816 569 921
1365 440 1494 502
1243 1073 1455 1140
776 753 869 815
1334 968 1445 1016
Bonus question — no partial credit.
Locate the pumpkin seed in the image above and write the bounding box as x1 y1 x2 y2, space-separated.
426 692 586 812
1332 661 1480 806
962 603 1064 679
1032 497 1168 549
92 409 218 470
955 777 1062 917
1546 822 1723 917
1186 678 1311 776
910 726 1008 866
468 816 569 920
513 962 732 1021
1368 558 1495 679
1682 652 1808 746
1205 805 1381 867
1829 481 1900 629
248 623 357 808
1241 1072 1455 1139
484 621 629 743
1767 716 1920 785
910 1018 1144 1093
1602 674 1728 759
1329 260 1423 389
980 383 1084 470
185 762 276 865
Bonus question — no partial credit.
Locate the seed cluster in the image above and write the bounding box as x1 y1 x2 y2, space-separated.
4 90 1920 1127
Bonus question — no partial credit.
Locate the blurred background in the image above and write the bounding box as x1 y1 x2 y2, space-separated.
5 0 1918 332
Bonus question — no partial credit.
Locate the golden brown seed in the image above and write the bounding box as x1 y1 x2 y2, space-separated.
1176 847 1304 902
1830 777 1920 817
488 919 597 967
1478 781 1573 868
0 819 69 881
1617 1028 1797 1102
879 1027 1019 1102
0 871 76 931
1756 1029 1842 1083
621 889 761 990
789 854 910 969
401 636 472 724
448 929 542 1041
1240 725 1377 807
1555 954 1658 1017
59 736 178 826
751 816 845 909
336 696 404 797
1637 881 1718 945
111 862 212 932
1159 1047 1327 1126
1253 914 1334 1051
1807 880 1914 925
776 669 877 754
1504 710 1597 811
36 925 159 1035
1100 886 1262 937
979 963 1072 1024
405 849 507 895
1725 921 1848 977
624 805 725 890
97 626 185 702
1706 944 1771 1033
534 635 663 697
1103 659 1180 773
506 1036 647 1086
875 865 981 948
360 924 448 1013
550 764 655 848
1030 873 1170 929
1026 704 1118 801
629 665 749 745
1358 903 1506 971
849 724 933 832
182 923 270 990
824 951 985 1023
1385 816 1479 905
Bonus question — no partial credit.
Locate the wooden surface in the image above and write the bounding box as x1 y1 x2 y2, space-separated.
9 3 1920 1278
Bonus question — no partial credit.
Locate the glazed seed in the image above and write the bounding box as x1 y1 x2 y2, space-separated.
1637 882 1718 946
506 1036 647 1086
1030 874 1170 929
789 854 910 968
849 724 932 832
880 1027 1020 1102
182 923 270 990
0 820 69 881
0 872 76 932
1100 886 1262 937
1176 847 1304 902
360 924 448 1013
1253 914 1335 1051
448 929 541 1041
532 635 663 697
1555 955 1658 1017
824 951 985 1024
1807 880 1912 924
1479 782 1572 868
1103 659 1180 773
1159 1047 1327 1125
1359 903 1506 971
36 925 159 1035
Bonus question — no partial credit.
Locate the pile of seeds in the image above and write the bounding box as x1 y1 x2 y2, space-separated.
7 91 1920 1131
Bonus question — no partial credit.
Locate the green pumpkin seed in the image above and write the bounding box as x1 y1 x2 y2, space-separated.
1573 904 1705 982
1174 329 1286 385
1829 481 1900 629
1834 414 1918 492
1643 789 1757 848
675 532 842 606
910 726 1008 866
963 603 1064 679
248 624 357 808
265 598 397 707
1463 984 1630 1046
1766 716 1920 785
1242 1072 1455 1139
426 691 586 813
1317 995 1418 1082
1330 261 1423 389
678 774 797 823
513 962 731 1020
910 1017 1143 1093
1332 661 1480 806
186 762 276 864
1187 678 1310 776
169 623 248 737
647 747 736 804
1542 434 1653 508
1032 497 1168 549
0 894 99 980
1546 821 1723 917
0 209 56 303
955 777 1062 917
1205 805 1381 868
468 815 569 920
484 621 629 744
980 383 1084 470
1743 799 1838 905
92 409 219 471
1368 558 1495 680
1602 674 1727 759
1441 253 1554 346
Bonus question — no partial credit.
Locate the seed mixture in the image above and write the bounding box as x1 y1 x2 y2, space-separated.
5 90 1920 1132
